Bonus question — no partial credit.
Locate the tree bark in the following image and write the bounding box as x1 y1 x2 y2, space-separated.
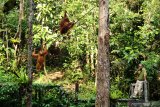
95 0 110 107
27 0 34 106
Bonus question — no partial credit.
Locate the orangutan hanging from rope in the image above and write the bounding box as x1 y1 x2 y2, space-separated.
59 11 75 34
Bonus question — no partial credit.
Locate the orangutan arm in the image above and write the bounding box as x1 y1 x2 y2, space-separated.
32 48 38 58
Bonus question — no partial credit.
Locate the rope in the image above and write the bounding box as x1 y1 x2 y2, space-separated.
74 0 105 24
74 5 96 24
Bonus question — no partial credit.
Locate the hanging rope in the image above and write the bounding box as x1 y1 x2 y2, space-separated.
74 0 104 24
74 5 96 24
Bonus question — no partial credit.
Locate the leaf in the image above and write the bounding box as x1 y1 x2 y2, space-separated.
125 47 132 50
10 38 20 44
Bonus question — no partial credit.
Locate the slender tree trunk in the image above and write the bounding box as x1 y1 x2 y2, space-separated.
13 0 24 67
90 47 94 72
6 29 9 63
86 34 91 72
17 0 24 40
95 0 110 106
27 0 34 106
18 0 24 47
41 26 47 75
15 0 24 47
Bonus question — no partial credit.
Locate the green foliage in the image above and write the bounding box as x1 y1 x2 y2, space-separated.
34 0 63 28
111 77 129 99
33 25 58 47
0 80 20 106
64 60 83 83
17 67 28 83
32 84 72 107
0 83 74 107
78 82 96 101
0 83 19 101
141 52 160 80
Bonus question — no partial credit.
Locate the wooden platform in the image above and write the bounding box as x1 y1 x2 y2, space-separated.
116 99 160 107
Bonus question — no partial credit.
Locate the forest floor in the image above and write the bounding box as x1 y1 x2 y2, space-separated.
33 71 75 91
33 70 96 100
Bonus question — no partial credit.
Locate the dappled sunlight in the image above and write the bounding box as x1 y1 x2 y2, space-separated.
33 71 64 84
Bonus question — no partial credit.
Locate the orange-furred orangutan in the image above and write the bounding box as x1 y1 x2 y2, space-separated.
32 44 48 72
60 11 74 34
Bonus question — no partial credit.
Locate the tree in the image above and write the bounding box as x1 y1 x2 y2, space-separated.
95 0 110 106
26 0 34 106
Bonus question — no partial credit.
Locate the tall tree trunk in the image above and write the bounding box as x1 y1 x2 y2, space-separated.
27 0 34 106
95 0 110 106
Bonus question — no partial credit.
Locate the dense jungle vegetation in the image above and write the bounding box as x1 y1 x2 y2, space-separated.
0 0 160 106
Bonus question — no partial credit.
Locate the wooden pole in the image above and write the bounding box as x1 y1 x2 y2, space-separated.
144 81 149 102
